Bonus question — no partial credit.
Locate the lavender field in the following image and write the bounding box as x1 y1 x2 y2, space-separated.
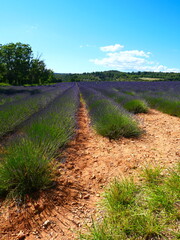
0 81 179 198
0 81 180 240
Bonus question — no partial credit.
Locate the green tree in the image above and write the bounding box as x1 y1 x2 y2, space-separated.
30 59 54 84
0 42 54 85
0 42 32 85
0 62 7 83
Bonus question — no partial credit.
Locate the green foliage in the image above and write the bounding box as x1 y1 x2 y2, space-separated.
80 163 180 239
123 99 149 114
0 42 54 85
30 58 54 85
0 139 53 198
103 178 138 211
89 100 142 139
54 70 180 82
122 91 136 96
88 87 149 115
0 82 11 86
0 86 78 199
145 97 180 117
146 185 176 214
25 113 74 159
165 163 180 199
0 100 37 137
0 88 62 137
142 166 162 185
95 113 141 139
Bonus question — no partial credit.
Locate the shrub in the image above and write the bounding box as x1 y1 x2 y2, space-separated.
123 99 149 114
0 139 53 198
146 97 180 117
94 111 142 139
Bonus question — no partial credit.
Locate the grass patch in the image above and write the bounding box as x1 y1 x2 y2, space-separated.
0 83 11 86
165 163 180 199
80 163 180 239
141 166 162 185
103 178 138 211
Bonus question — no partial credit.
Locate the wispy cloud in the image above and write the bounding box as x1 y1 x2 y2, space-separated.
26 25 38 33
80 44 96 48
91 44 179 72
100 44 124 52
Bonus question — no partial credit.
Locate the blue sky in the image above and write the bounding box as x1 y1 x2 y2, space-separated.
0 0 180 73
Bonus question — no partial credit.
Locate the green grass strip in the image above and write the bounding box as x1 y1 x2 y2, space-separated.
80 163 180 240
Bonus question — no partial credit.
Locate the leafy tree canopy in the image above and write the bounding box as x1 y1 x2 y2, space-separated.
0 42 54 85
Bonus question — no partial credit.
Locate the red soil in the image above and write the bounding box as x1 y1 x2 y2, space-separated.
0 102 179 240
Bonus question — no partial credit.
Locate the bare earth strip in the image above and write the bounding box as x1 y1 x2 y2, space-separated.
0 102 179 240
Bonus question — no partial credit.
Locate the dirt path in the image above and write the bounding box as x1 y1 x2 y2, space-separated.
0 103 179 240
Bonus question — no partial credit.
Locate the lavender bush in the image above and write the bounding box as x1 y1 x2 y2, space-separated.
79 84 141 139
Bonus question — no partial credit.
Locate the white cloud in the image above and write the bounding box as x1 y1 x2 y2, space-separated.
90 45 179 72
100 44 124 52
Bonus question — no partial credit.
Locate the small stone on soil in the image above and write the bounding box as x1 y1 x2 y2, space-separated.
17 231 26 240
42 220 52 228
84 194 90 199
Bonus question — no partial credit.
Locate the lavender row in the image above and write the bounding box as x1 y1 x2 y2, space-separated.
0 85 53 107
79 84 141 139
79 81 180 98
0 83 70 111
0 84 80 198
84 82 149 114
0 83 73 137
79 81 180 117
22 83 80 159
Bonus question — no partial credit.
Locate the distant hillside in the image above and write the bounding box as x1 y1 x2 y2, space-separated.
54 71 180 82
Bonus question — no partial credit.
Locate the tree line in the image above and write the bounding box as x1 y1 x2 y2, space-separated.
0 42 54 85
55 70 180 82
